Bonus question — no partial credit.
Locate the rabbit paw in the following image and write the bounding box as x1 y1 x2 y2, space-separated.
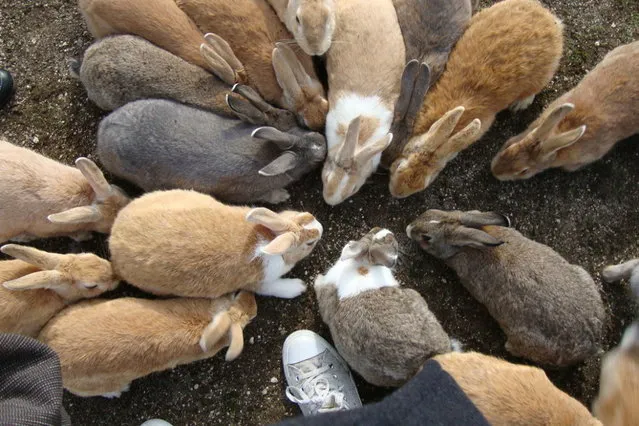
261 189 290 204
509 94 536 112
258 278 307 299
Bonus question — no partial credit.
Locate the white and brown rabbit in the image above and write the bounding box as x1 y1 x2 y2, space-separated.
109 190 322 299
0 244 118 337
39 291 257 397
315 227 451 387
388 0 564 198
407 209 605 366
0 139 129 243
492 41 639 180
435 352 602 425
593 321 639 426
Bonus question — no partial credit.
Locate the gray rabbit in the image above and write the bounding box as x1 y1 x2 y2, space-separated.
603 259 639 297
407 209 605 367
97 92 326 204
314 227 452 387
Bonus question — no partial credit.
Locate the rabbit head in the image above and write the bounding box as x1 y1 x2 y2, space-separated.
246 208 323 264
1 244 119 301
47 158 130 233
593 322 639 426
491 103 586 181
285 0 336 56
389 106 481 198
251 126 327 177
602 259 639 298
272 43 328 130
340 227 399 268
322 116 393 205
406 209 510 259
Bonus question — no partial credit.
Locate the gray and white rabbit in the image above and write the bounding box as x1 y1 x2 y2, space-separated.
97 91 326 204
315 227 452 387
603 258 639 297
407 209 605 366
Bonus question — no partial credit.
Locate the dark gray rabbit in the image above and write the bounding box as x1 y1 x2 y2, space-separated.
383 0 473 167
314 227 452 387
97 91 326 204
407 209 605 366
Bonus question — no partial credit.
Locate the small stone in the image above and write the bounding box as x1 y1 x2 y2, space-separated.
594 41 600 46
194 384 199 390
33 136 39 144
249 337 255 345
611 23 616 28
270 377 278 383
246 391 251 395
262 388 268 395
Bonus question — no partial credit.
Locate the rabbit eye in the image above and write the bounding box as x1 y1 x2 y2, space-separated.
518 168 530 175
82 283 98 289
421 235 432 242
306 240 317 246
296 15 301 25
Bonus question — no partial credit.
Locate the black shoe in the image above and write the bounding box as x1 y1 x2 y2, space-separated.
0 69 14 109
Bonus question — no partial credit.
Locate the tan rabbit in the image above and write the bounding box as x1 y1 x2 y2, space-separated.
38 291 257 398
435 352 602 425
0 139 130 242
0 244 118 337
78 0 328 130
388 0 563 198
593 322 639 426
492 41 639 180
321 0 406 205
109 190 322 299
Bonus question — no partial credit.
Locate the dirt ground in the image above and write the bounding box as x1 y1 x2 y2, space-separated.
1 0 638 425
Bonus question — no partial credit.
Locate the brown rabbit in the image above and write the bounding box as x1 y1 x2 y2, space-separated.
492 41 639 180
388 0 563 198
39 291 257 397
435 352 602 425
0 244 118 337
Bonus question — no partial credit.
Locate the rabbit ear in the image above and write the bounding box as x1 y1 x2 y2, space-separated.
273 43 312 100
246 207 291 232
602 259 639 283
337 117 361 163
449 227 504 249
539 125 586 157
459 211 510 228
199 312 232 352
48 206 103 224
437 119 482 158
75 157 112 200
535 103 575 140
393 60 421 124
369 246 398 268
1 244 65 270
252 127 297 150
405 62 431 129
340 241 368 261
200 33 246 85
620 322 639 351
413 106 465 152
226 93 267 125
261 232 297 255
225 322 245 361
356 133 393 164
259 151 300 177
3 270 68 291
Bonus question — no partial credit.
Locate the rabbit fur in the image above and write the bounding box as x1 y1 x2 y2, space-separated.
109 190 322 299
97 98 326 205
593 322 639 426
315 228 451 387
492 41 639 180
407 209 605 366
436 352 602 426
320 0 405 205
388 0 564 198
0 139 129 243
38 291 257 398
0 244 118 337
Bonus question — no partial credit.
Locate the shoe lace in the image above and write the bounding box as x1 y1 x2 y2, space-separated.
285 361 348 413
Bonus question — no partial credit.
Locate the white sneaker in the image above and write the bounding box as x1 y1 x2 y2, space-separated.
283 330 362 416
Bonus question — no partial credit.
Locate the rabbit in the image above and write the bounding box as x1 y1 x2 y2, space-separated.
266 0 336 56
109 190 323 299
602 258 639 297
492 41 639 180
0 244 118 337
315 227 452 387
406 209 605 366
593 322 639 426
78 0 328 131
0 139 130 243
320 0 406 205
97 97 326 205
38 291 257 398
387 0 564 198
434 352 602 425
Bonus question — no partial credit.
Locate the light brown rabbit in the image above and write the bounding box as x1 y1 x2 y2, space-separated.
109 190 323 299
321 0 406 205
435 352 602 425
593 322 639 426
0 244 118 337
492 41 639 180
38 291 257 398
388 0 563 198
78 0 328 130
0 140 130 242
